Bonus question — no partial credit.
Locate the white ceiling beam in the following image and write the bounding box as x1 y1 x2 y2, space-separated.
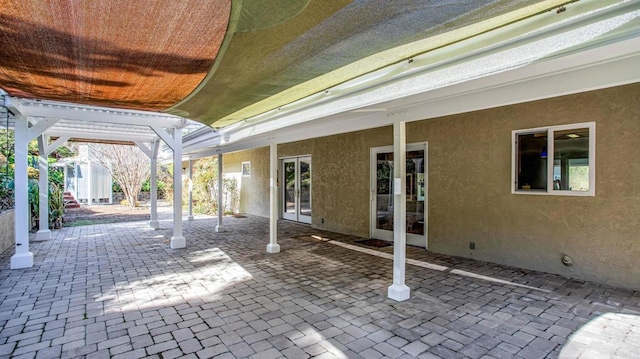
135 141 153 158
51 125 154 136
46 130 158 143
27 118 59 142
45 136 71 156
151 126 175 150
8 98 186 129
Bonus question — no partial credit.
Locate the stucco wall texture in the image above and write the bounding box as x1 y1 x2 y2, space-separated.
226 83 640 290
222 147 271 218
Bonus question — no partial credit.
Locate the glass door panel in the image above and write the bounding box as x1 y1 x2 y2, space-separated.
282 159 297 221
375 153 394 231
371 144 427 248
298 157 312 224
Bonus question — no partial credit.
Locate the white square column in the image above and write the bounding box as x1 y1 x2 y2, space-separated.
11 117 33 269
36 135 51 241
388 120 410 301
266 143 280 253
187 158 194 221
170 128 185 249
215 153 224 232
149 141 160 229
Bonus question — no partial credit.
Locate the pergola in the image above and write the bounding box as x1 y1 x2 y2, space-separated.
1 0 639 302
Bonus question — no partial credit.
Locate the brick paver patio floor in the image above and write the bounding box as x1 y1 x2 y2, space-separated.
0 215 638 359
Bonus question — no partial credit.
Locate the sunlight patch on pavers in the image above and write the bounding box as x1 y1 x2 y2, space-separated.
96 248 253 314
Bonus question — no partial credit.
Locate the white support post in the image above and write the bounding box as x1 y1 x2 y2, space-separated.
267 143 280 253
36 135 51 240
149 141 159 229
170 128 185 249
187 159 194 221
388 121 410 301
87 161 92 205
215 153 224 232
11 117 33 269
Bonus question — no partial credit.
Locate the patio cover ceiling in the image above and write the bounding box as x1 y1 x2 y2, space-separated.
0 0 575 129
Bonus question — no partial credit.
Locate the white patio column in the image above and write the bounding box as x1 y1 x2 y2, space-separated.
388 120 410 301
11 116 33 269
171 128 185 249
266 143 280 253
215 153 223 232
87 161 92 205
187 158 194 221
149 141 159 229
36 135 51 240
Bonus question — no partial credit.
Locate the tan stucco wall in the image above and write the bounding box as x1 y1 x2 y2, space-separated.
222 147 270 217
227 83 640 290
409 83 640 290
279 129 391 236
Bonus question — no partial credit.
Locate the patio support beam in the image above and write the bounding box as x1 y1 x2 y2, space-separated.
135 141 160 229
38 135 70 240
11 116 33 269
215 153 223 232
36 135 51 240
170 128 185 249
149 141 160 229
388 120 410 301
266 143 280 253
187 159 194 221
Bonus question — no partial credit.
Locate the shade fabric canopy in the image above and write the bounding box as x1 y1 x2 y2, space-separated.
0 0 573 127
0 0 230 111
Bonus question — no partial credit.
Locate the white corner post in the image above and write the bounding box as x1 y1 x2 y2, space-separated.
36 135 51 241
388 120 410 301
11 117 33 268
266 143 280 253
149 141 160 229
171 128 185 249
187 158 194 221
215 153 223 232
87 161 92 205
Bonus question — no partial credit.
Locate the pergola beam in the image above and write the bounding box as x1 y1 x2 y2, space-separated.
151 126 175 150
46 131 158 143
6 97 185 129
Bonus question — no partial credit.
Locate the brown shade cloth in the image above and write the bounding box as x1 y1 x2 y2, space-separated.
0 0 230 111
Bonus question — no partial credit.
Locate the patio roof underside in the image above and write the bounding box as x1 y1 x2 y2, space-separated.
0 0 573 129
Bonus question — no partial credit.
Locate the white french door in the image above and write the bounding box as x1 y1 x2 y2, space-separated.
282 156 312 224
370 143 428 248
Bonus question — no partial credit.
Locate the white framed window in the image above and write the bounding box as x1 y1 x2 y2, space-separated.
242 161 251 177
512 122 595 196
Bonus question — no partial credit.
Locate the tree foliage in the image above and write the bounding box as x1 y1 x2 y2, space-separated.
88 144 149 208
189 157 239 215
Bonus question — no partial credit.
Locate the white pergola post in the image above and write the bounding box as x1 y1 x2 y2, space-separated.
187 158 194 221
87 161 92 205
170 128 185 249
11 117 33 268
388 120 410 301
36 135 51 240
215 153 223 232
149 141 159 229
266 143 280 253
